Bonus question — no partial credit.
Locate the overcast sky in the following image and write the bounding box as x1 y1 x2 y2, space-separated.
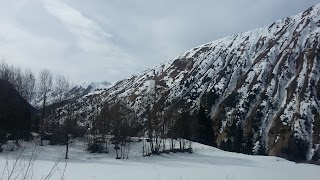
0 0 319 84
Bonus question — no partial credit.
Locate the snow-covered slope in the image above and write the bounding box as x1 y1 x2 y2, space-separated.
49 4 320 161
0 140 319 180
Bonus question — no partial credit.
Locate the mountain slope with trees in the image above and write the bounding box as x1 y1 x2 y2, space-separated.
46 4 320 162
0 79 37 149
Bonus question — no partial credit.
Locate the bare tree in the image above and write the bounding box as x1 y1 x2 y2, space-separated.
65 103 72 159
13 66 23 95
22 69 36 103
0 58 7 79
0 142 66 180
0 60 16 90
55 75 69 103
102 101 134 159
53 75 69 132
0 59 13 82
0 60 36 104
39 69 53 146
54 74 70 159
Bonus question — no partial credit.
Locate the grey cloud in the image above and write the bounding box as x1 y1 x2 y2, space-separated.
0 0 319 84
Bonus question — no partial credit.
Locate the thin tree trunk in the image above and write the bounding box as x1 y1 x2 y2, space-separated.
120 143 123 159
126 142 130 159
65 119 70 159
142 138 145 156
40 94 46 146
116 148 119 159
65 104 71 159
171 138 174 151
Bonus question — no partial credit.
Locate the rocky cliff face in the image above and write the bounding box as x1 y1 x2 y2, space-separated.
50 4 320 161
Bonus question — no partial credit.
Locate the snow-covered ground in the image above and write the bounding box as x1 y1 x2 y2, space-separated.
0 140 319 180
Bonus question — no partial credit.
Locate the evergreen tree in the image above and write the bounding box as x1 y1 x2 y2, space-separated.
220 138 232 151
257 140 267 156
196 104 215 146
244 132 254 154
234 123 244 153
286 136 308 162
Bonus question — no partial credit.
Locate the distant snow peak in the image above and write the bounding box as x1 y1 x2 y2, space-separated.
79 81 112 92
32 80 112 107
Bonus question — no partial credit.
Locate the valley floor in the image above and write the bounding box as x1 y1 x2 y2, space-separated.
0 140 319 180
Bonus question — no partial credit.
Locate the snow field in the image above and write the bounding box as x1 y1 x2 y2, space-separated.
0 140 319 180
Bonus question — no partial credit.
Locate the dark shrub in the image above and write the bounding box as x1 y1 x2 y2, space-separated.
49 131 67 145
88 142 104 153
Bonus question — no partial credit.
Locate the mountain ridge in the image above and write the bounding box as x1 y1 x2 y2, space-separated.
47 4 320 162
31 80 112 108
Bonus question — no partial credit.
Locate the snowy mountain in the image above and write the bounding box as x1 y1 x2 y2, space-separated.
69 81 112 99
48 4 320 161
31 81 112 108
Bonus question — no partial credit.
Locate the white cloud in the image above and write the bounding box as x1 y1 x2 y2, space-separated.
42 0 113 53
0 17 68 70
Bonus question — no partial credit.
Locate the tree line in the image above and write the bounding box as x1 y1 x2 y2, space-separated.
0 60 217 160
85 98 218 159
0 59 251 160
0 59 36 104
0 60 72 158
